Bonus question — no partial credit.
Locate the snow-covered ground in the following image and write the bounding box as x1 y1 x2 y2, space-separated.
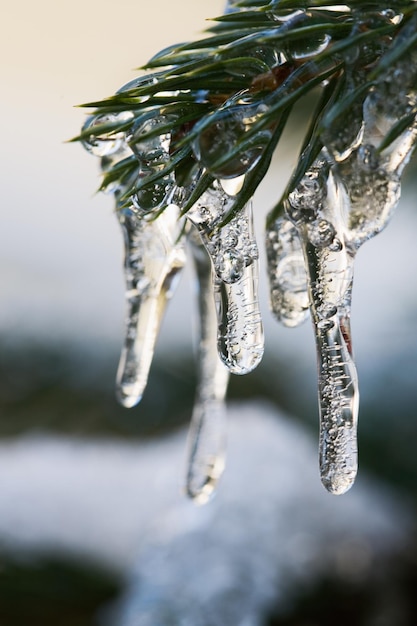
0 403 412 624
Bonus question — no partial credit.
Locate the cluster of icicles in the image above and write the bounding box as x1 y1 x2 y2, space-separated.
81 43 417 503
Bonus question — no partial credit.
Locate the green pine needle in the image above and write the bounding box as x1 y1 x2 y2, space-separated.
74 0 417 221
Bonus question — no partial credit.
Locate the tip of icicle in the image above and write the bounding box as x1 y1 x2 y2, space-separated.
185 484 216 506
115 388 142 409
321 473 356 496
185 473 221 506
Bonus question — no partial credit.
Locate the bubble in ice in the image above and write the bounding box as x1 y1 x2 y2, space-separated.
217 248 246 284
287 164 327 224
307 218 337 248
81 112 134 157
187 181 260 286
213 204 259 284
357 143 379 171
215 204 264 374
186 180 233 230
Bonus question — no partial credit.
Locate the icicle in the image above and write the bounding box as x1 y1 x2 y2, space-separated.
115 205 186 408
340 107 417 253
340 145 402 251
287 161 359 494
214 251 264 375
296 35 417 493
106 111 190 407
187 183 264 375
186 228 229 504
86 123 186 409
266 216 309 327
326 14 417 252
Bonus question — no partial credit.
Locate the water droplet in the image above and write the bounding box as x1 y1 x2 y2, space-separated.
117 74 158 95
128 114 176 211
193 104 270 179
317 303 337 319
128 116 172 162
131 179 174 214
285 32 331 60
115 205 186 407
267 9 305 23
81 112 134 157
380 9 403 25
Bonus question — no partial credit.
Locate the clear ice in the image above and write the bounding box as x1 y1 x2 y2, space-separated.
81 112 134 158
80 8 417 500
82 108 264 501
193 103 271 180
266 216 309 328
285 162 359 495
92 115 187 409
266 43 417 494
186 229 229 503
116 205 186 408
128 115 176 213
187 184 264 375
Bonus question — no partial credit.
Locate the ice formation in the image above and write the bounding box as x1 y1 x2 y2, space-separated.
79 6 417 499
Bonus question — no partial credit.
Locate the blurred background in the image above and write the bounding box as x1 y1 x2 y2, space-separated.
2 1 417 624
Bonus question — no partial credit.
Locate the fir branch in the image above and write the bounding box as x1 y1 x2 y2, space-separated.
74 0 417 217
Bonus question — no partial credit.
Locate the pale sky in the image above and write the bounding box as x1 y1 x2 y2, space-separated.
0 1 223 346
